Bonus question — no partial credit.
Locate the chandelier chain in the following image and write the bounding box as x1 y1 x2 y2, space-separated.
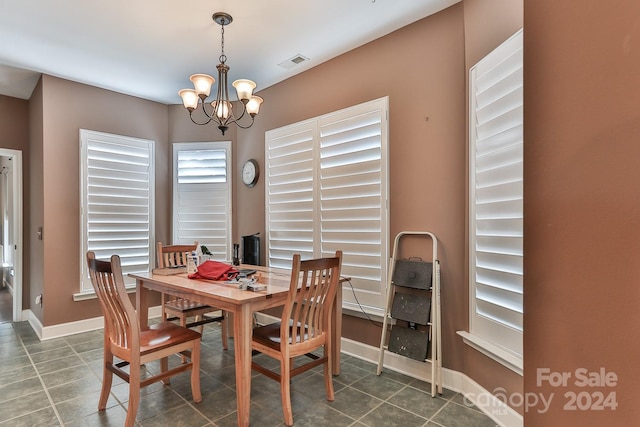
219 22 227 64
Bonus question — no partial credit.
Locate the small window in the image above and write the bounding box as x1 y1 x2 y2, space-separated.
79 130 155 292
172 142 232 261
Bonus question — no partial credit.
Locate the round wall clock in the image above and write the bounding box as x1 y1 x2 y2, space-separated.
241 159 259 188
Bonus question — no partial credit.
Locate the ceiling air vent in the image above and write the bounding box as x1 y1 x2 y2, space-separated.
278 54 310 70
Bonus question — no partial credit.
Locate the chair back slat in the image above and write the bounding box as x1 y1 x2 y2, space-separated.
157 241 198 268
283 252 342 346
86 251 140 351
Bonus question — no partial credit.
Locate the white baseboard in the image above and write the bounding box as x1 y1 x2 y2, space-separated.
459 374 523 427
340 336 522 427
25 306 163 341
26 309 42 338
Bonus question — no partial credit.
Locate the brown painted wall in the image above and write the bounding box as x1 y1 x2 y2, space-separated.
0 95 29 150
462 0 525 414
29 80 44 322
236 4 469 371
524 1 640 424
39 75 168 326
0 94 31 311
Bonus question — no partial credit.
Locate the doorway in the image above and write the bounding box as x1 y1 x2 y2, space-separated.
0 149 23 323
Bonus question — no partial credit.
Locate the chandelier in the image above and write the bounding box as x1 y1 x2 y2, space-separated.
178 12 263 135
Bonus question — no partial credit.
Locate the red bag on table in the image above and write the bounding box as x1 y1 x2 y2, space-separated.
188 260 238 280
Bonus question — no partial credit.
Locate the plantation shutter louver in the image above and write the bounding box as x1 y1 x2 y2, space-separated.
173 142 232 261
469 29 523 357
266 97 389 312
266 120 316 268
80 130 155 291
319 107 385 304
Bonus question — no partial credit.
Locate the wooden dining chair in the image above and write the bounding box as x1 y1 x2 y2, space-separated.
158 241 228 350
251 250 343 426
86 251 202 427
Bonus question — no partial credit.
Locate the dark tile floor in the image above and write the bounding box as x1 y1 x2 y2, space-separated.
0 320 498 426
0 287 11 323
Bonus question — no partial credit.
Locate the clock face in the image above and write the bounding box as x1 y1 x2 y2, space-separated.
242 159 259 187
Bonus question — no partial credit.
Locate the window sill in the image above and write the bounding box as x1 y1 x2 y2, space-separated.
73 285 137 302
457 331 523 376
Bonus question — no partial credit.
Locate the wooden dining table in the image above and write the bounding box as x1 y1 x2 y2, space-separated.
131 264 342 427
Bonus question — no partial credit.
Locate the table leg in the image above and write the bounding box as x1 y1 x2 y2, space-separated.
233 304 253 427
136 280 149 329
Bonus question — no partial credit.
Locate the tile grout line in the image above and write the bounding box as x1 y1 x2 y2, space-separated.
155 360 220 426
67 333 132 413
387 384 457 426
0 337 48 424
344 380 452 426
351 396 385 426
331 379 408 426
13 325 65 426
425 400 451 425
390 383 445 424
324 401 361 425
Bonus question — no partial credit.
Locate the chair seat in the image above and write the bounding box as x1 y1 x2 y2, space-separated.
139 321 202 356
253 322 282 349
252 321 312 349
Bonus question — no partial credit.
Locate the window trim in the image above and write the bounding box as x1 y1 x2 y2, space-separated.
265 97 389 313
171 141 232 261
77 129 155 297
464 29 524 373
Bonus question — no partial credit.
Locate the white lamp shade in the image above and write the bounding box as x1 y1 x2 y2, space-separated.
189 74 215 97
213 100 232 119
178 89 199 110
246 96 263 116
232 79 256 101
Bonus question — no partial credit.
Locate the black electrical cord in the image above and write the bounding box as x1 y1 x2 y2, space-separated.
342 276 383 328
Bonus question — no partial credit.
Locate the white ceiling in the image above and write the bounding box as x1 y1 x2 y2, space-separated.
0 1 459 105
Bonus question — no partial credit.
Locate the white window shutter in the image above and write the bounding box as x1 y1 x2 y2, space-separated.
469 30 523 357
80 130 155 291
319 101 388 310
172 142 232 261
266 98 389 312
266 120 316 268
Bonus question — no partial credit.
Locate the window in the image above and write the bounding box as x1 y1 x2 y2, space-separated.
266 97 389 313
465 29 523 371
79 130 155 293
172 142 232 261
